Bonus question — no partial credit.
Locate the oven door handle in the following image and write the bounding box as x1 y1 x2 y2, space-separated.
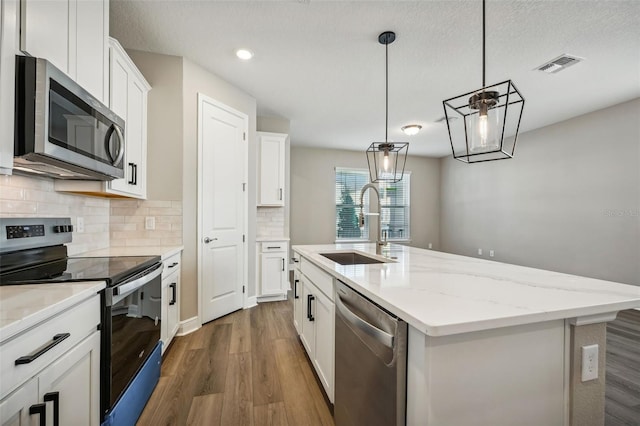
111 263 163 299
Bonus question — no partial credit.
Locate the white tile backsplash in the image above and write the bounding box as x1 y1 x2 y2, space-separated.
109 199 183 247
0 175 110 255
257 207 285 237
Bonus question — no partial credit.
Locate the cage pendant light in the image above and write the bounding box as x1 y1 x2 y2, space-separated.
366 31 408 183
442 0 525 163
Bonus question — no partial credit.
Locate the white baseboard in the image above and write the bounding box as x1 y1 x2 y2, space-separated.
257 293 287 303
244 296 257 309
177 316 201 336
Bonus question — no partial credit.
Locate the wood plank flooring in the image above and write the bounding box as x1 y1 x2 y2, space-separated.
606 309 640 426
137 298 334 426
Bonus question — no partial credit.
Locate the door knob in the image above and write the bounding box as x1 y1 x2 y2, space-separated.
204 237 217 243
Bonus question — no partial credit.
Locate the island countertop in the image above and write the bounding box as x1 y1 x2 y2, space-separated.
293 243 640 336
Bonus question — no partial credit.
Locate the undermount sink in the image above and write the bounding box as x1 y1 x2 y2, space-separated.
320 251 390 265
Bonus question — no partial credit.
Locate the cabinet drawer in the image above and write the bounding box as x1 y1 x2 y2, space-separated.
261 242 287 252
301 258 334 301
163 253 181 277
0 294 100 399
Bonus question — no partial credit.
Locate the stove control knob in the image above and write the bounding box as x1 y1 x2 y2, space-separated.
53 225 74 233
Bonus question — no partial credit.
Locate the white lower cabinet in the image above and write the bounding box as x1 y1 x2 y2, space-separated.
161 251 181 353
257 241 289 301
0 294 101 426
296 257 335 403
292 268 303 335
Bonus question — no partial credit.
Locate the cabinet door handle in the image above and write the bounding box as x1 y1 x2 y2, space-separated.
44 392 60 426
29 403 46 426
291 258 299 263
169 283 177 305
279 188 283 200
282 258 285 271
306 294 312 320
168 262 179 268
133 163 138 186
128 162 135 184
309 295 315 322
294 279 299 299
15 333 70 365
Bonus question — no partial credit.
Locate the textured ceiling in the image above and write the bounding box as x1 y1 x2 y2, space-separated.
110 0 640 157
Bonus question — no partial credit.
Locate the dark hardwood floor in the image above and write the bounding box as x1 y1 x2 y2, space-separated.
606 309 640 426
138 299 640 426
137 297 334 426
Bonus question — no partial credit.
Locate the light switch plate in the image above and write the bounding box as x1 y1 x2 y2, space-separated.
145 216 155 230
581 344 599 382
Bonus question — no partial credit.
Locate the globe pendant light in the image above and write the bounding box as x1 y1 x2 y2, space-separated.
366 31 408 183
442 0 525 163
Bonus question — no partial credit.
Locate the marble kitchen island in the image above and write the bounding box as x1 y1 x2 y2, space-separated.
292 243 640 426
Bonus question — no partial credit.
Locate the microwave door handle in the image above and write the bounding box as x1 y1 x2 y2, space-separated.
105 124 125 166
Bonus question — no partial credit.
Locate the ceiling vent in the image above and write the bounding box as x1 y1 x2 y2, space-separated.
536 54 583 74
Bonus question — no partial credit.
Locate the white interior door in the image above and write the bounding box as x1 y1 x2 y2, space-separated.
198 94 247 324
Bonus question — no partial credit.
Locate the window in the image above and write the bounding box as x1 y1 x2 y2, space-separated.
335 168 410 242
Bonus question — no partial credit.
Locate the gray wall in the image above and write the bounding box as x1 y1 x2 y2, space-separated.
291 147 440 249
440 98 640 286
127 50 183 201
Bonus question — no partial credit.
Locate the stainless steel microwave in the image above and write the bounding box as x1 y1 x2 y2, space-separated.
14 55 125 180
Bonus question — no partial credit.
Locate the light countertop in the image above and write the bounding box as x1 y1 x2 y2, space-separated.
256 237 290 242
80 245 183 260
0 281 106 342
293 243 640 337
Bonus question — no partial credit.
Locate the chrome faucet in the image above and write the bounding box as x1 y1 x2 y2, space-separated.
359 183 387 255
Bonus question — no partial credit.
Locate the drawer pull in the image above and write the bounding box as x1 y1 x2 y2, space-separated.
168 262 179 268
44 392 60 426
267 246 281 249
292 257 299 263
29 403 46 426
15 333 70 365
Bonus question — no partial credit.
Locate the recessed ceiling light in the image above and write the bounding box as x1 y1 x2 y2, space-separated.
401 124 422 136
235 49 254 60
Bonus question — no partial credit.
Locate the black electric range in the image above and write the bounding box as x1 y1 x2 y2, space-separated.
0 217 164 424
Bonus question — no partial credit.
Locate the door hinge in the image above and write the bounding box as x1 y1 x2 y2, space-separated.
242 234 245 242
242 285 245 294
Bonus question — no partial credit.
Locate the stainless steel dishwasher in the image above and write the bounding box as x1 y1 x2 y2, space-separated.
334 280 408 426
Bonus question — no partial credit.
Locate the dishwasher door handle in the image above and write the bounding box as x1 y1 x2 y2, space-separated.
336 294 394 348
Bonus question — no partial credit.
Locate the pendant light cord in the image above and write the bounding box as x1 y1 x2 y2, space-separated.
385 40 389 143
482 0 486 87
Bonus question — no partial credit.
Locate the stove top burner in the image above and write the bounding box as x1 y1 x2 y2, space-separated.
0 255 161 286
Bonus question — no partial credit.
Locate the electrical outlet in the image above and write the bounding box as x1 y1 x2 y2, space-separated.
428 243 433 249
489 250 495 257
477 248 483 256
581 344 599 382
76 217 84 233
145 216 156 230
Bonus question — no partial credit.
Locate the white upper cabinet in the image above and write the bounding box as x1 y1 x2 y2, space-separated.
20 0 109 103
258 132 287 206
106 38 149 198
55 38 150 198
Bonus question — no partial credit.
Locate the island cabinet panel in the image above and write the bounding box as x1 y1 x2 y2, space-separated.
406 320 567 426
294 253 335 403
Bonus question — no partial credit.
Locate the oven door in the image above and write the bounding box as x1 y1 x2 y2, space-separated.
102 263 162 418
